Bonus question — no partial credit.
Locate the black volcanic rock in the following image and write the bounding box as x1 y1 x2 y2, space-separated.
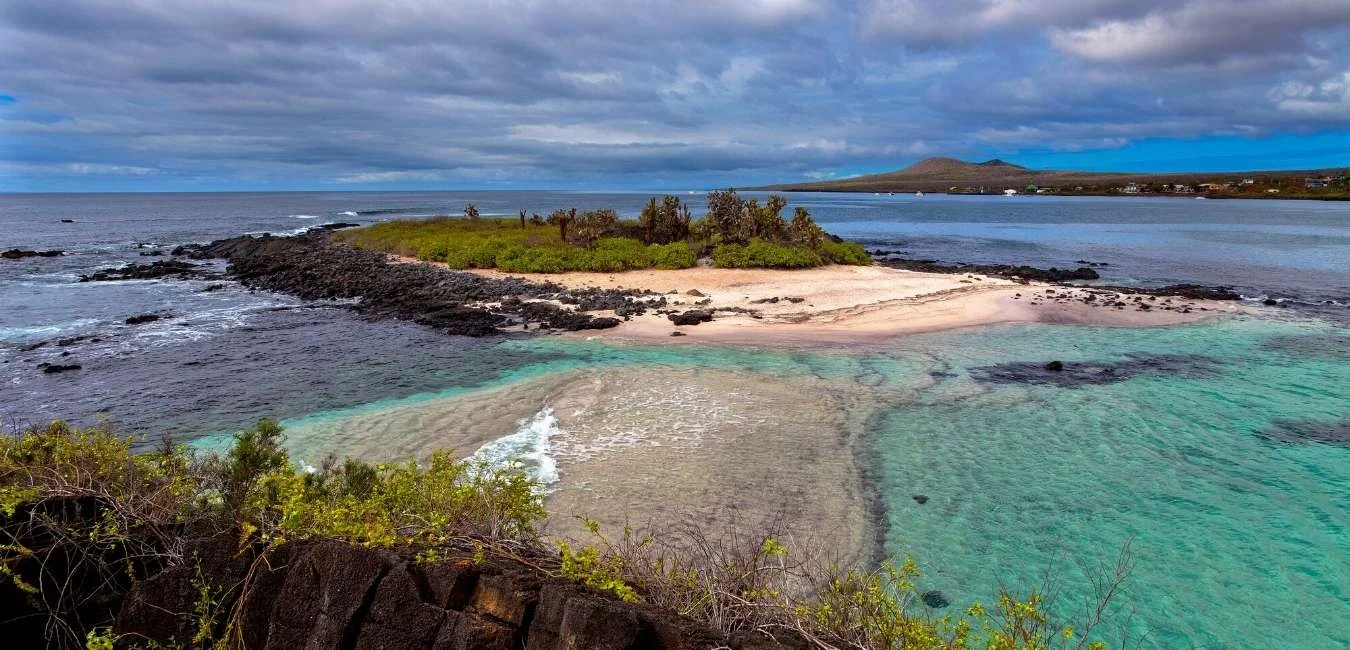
1126 284 1241 301
183 232 631 336
80 260 210 282
3 248 63 259
125 314 168 325
668 309 713 326
878 258 1099 282
39 362 82 374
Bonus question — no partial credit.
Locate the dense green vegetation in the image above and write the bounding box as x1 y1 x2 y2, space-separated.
335 190 871 272
2 421 1127 649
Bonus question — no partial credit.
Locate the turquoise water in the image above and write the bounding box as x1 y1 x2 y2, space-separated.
262 315 1348 648
535 317 1347 648
872 317 1349 649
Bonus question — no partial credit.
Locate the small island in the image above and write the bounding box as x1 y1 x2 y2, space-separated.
311 190 1245 345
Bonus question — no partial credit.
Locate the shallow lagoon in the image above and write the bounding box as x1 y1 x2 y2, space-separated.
263 315 1348 648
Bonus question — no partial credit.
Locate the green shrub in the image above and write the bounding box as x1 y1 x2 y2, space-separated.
494 247 556 273
822 240 871 265
648 242 697 269
713 240 822 269
250 453 544 547
337 210 864 272
588 238 652 272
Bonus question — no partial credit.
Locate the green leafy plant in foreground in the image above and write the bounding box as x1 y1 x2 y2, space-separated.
553 516 1131 650
4 422 1127 649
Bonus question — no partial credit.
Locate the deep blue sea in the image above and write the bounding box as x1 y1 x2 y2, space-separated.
1 191 1347 648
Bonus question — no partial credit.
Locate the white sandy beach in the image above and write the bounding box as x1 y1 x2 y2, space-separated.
461 263 1242 345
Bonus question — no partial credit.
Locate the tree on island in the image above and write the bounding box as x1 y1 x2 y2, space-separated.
639 196 693 245
548 207 576 243
569 209 620 248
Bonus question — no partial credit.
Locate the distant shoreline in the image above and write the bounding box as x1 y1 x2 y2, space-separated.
758 188 1350 201
755 155 1349 199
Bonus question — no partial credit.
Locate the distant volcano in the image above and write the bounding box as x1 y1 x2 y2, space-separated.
894 157 1031 177
754 157 1345 193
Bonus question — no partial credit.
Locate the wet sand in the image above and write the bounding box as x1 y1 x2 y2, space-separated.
282 365 880 566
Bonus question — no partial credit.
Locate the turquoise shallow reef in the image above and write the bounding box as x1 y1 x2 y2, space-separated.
869 317 1349 648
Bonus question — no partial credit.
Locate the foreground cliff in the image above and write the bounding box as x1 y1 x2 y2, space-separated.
117 537 771 650
0 421 791 649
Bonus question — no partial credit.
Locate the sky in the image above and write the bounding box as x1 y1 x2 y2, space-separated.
2 0 1349 191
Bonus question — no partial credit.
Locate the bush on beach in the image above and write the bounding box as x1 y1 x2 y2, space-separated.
334 190 872 273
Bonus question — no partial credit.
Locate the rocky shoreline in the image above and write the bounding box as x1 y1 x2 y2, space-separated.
872 252 1243 300
63 228 1252 344
82 229 670 337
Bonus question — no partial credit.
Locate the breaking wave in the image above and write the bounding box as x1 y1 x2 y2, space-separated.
470 407 560 488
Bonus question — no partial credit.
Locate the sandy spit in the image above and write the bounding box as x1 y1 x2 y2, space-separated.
457 263 1243 345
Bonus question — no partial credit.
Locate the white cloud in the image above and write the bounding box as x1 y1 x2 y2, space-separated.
1049 0 1350 66
508 123 708 146
333 170 445 183
1271 70 1350 118
0 161 158 175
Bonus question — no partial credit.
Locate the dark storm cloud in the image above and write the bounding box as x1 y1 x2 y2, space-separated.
0 0 1347 189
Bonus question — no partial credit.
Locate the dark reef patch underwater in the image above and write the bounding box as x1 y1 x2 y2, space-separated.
1259 418 1350 445
967 353 1224 387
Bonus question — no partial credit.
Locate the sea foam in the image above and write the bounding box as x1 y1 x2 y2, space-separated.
470 407 561 488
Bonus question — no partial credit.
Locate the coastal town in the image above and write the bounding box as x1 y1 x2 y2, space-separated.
768 157 1350 199
969 171 1350 198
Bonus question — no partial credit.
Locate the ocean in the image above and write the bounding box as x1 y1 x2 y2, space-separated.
2 191 1348 647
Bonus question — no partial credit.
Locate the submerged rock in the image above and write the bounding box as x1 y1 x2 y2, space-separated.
1258 419 1350 446
971 353 1223 388
1044 360 1064 371
912 495 929 504
921 590 950 609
